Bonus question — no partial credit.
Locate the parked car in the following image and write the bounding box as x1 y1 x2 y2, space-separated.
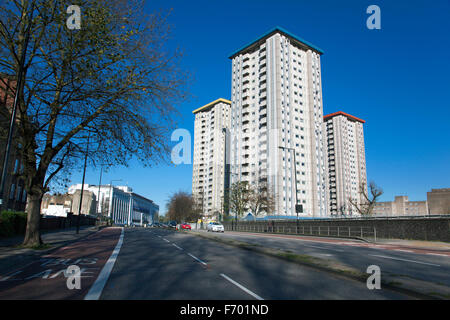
180 223 191 230
207 222 224 232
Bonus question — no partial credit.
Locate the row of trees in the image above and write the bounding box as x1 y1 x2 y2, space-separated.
228 179 275 220
228 180 383 219
0 0 189 246
163 180 383 222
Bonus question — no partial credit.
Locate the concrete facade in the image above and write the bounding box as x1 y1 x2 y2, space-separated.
192 99 231 220
323 112 367 216
229 27 327 217
373 195 428 216
427 188 450 215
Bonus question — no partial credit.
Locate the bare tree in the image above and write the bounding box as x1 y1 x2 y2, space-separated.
348 181 383 216
166 191 199 222
229 181 251 219
248 176 275 217
0 0 189 246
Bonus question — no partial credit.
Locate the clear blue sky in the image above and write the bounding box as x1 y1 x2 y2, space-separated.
69 0 450 214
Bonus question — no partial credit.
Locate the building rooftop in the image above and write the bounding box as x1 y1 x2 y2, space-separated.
192 98 231 114
323 111 365 124
228 26 324 59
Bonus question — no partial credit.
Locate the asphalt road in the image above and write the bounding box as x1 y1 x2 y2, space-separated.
203 230 450 288
99 228 412 300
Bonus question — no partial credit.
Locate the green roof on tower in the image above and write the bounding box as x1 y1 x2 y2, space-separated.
228 26 324 59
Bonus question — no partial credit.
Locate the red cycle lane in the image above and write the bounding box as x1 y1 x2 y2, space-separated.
0 227 122 299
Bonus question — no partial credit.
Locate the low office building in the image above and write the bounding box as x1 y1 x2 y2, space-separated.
372 195 428 216
41 191 97 216
68 184 159 225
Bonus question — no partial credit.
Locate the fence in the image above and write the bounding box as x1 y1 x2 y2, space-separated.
225 223 376 242
223 215 450 242
40 214 97 230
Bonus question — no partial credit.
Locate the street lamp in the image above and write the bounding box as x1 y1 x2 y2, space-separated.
76 131 90 234
0 3 35 209
229 172 239 231
279 146 300 233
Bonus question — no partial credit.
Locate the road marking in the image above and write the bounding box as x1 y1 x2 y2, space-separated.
426 253 449 257
187 253 207 266
163 238 170 243
84 227 124 300
220 273 264 300
368 254 441 266
172 243 183 251
0 270 23 281
393 249 414 253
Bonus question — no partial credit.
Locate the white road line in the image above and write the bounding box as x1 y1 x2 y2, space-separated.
220 273 264 300
394 249 414 253
426 253 449 257
187 253 207 266
368 254 441 267
84 228 124 300
172 243 183 251
163 238 170 243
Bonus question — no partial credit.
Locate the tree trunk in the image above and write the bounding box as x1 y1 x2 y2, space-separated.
22 194 43 246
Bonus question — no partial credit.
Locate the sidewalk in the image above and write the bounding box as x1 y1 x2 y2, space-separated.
375 238 450 252
0 226 102 274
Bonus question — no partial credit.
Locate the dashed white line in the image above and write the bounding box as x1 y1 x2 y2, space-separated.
172 243 183 251
163 238 170 243
220 273 264 300
368 254 441 267
393 249 414 253
187 253 207 266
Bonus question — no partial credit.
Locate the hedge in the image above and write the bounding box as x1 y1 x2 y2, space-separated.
0 211 27 238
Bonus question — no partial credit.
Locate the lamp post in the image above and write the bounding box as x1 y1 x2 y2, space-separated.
230 172 239 231
279 146 300 233
96 166 103 217
76 132 90 234
0 3 35 209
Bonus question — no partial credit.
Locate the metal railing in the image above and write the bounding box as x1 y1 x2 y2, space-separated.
225 224 377 242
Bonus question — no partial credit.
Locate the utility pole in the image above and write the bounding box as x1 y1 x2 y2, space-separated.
76 132 90 234
97 166 103 216
0 3 35 209
279 146 300 233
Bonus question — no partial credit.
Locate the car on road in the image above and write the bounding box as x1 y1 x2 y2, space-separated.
207 222 224 232
180 223 191 230
168 221 177 229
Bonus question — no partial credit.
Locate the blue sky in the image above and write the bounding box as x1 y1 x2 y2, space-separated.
69 0 450 214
